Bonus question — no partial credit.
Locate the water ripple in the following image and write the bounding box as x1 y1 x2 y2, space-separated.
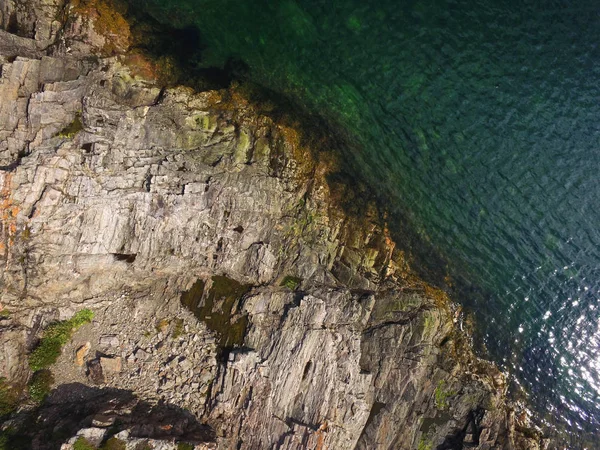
136 0 600 442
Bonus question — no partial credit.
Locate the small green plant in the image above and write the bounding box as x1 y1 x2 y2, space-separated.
55 113 84 139
172 318 185 339
0 309 10 319
434 380 455 410
422 312 435 336
417 435 433 450
69 309 95 327
0 378 19 417
280 275 302 290
155 317 170 333
177 443 194 450
28 369 54 403
100 437 126 450
29 309 94 371
73 437 96 450
21 226 31 240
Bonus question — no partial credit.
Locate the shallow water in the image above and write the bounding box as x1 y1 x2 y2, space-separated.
133 0 600 442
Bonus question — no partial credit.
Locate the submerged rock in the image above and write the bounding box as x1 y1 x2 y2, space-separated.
0 1 548 449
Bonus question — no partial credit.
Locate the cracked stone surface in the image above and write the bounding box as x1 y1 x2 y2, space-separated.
0 1 548 449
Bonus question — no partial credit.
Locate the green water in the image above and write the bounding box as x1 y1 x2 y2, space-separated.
131 0 600 443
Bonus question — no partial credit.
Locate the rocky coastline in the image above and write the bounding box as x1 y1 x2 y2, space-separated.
0 1 548 448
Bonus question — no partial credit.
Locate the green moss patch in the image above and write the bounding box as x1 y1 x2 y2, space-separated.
73 437 96 450
0 378 20 418
28 369 54 404
29 309 94 371
417 435 433 450
280 275 302 290
55 113 84 139
172 318 185 339
181 276 251 352
434 380 456 410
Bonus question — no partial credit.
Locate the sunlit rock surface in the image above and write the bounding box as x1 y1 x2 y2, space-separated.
0 1 547 448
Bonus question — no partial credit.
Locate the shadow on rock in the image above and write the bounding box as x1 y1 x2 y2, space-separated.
7 383 215 450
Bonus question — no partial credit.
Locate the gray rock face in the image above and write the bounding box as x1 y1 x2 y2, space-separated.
0 0 64 42
0 2 547 449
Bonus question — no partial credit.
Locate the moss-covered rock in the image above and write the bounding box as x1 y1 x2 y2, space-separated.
29 309 94 371
0 378 20 417
73 437 96 450
54 113 84 139
280 275 302 290
181 276 251 353
28 369 54 403
434 380 455 410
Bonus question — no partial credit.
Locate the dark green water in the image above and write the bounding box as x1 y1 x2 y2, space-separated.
132 0 600 443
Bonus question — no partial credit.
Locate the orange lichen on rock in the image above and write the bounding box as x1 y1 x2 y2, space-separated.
315 421 328 450
423 283 452 310
205 83 253 114
276 123 301 151
121 52 159 80
276 122 318 179
0 173 18 252
119 50 181 86
69 0 132 55
204 84 330 182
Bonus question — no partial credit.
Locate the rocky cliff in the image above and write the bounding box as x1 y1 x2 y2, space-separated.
0 1 547 449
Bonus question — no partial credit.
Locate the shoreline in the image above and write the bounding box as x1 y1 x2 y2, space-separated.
0 0 559 448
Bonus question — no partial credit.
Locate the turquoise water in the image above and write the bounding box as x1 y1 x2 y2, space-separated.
131 0 600 442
